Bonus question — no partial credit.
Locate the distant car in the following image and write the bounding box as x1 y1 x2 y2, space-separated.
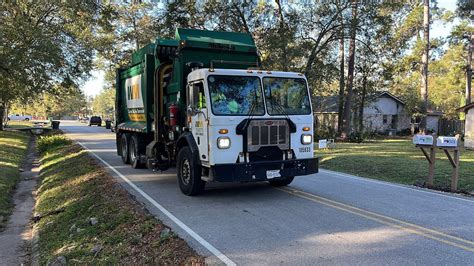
7 114 32 121
89 116 102 126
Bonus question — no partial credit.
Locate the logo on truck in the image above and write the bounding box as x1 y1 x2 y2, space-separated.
125 75 145 121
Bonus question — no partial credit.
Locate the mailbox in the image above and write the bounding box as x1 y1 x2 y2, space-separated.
436 136 458 148
413 134 434 145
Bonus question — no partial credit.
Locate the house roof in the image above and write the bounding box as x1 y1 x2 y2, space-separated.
456 102 474 112
373 91 406 105
314 96 339 113
314 91 405 113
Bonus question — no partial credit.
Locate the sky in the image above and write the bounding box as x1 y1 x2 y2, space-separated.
80 0 460 97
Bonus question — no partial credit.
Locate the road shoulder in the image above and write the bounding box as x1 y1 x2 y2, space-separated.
33 133 204 264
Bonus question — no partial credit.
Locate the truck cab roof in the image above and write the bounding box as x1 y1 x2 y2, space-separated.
187 68 307 82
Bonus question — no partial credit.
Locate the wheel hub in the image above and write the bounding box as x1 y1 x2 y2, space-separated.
181 159 191 185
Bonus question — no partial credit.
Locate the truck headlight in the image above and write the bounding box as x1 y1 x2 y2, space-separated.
301 134 312 145
217 137 231 149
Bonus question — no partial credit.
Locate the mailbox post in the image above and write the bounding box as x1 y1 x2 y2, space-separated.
413 134 436 187
436 136 461 192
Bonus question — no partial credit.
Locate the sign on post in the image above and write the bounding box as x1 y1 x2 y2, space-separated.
436 135 461 192
413 134 436 187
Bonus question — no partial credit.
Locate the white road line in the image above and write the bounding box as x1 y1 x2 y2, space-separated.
320 169 474 203
77 141 236 266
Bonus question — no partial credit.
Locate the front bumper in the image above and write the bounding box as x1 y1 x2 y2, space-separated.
208 158 319 182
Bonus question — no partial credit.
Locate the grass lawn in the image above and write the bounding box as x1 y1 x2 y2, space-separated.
35 134 202 264
0 130 29 230
315 139 474 194
4 120 33 129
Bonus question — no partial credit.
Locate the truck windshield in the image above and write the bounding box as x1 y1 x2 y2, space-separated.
208 75 265 115
263 77 311 115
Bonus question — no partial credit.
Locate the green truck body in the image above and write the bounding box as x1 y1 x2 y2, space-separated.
116 29 259 133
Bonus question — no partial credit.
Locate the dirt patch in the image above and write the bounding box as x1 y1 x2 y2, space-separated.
0 136 38 265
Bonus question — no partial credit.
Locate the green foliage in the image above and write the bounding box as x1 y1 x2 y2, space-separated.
315 126 337 141
456 0 474 20
91 88 115 118
10 88 87 119
0 1 98 125
37 135 71 154
430 44 467 117
1 0 470 133
347 131 364 143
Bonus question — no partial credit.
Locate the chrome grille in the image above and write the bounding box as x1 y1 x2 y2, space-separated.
247 120 289 152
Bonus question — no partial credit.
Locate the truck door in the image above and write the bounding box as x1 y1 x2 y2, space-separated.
188 82 209 163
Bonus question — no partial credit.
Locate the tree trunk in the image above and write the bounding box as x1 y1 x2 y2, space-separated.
232 4 250 33
359 74 367 132
420 0 430 132
337 18 345 134
466 34 473 105
0 102 6 131
341 0 358 138
275 0 288 71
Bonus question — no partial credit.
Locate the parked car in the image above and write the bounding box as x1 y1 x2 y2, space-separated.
7 114 32 121
89 116 102 126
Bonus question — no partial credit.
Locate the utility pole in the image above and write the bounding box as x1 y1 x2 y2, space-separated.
420 0 430 133
466 34 473 105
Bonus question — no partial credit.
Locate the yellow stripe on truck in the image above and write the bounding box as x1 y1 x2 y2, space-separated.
129 113 145 121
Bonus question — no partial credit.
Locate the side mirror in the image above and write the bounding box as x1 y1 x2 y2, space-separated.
187 105 196 116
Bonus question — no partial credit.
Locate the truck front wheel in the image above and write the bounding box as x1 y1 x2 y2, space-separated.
269 176 294 187
120 133 130 164
177 147 205 196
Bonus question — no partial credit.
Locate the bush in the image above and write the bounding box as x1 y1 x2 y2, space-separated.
37 135 71 153
348 131 364 143
315 126 337 141
397 128 412 136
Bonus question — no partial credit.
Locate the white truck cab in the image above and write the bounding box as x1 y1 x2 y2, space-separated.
185 68 318 184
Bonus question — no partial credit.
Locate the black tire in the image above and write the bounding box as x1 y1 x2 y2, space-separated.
269 176 294 187
176 147 205 196
25 118 29 121
120 133 131 164
129 134 145 169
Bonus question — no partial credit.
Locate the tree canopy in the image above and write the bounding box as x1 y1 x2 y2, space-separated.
1 0 472 133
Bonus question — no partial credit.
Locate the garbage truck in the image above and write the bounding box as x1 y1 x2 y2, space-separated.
115 28 318 195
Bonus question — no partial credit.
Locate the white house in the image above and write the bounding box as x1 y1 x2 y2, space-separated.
362 92 411 133
314 92 411 134
457 102 474 148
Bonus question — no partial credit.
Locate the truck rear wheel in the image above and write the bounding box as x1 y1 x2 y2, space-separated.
269 176 294 187
120 133 130 164
177 147 205 196
129 134 145 169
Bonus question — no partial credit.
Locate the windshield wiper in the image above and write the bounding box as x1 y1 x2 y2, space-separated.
268 97 290 120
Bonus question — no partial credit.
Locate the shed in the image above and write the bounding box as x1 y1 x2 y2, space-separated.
426 110 444 133
457 102 474 148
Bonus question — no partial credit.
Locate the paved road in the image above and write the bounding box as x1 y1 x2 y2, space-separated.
61 121 474 265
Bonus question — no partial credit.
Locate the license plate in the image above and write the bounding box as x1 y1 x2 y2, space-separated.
266 170 281 179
